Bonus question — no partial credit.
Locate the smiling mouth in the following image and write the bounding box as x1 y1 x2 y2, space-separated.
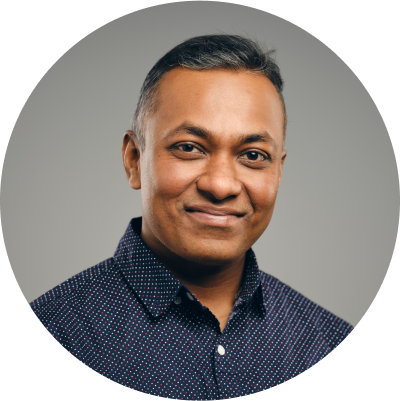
184 204 245 227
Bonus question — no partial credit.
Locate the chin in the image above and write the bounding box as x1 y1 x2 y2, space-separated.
175 238 248 266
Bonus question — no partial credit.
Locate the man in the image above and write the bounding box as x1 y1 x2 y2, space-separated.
31 35 352 399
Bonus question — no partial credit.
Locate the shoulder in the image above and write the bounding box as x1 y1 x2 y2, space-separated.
258 270 353 350
30 258 115 321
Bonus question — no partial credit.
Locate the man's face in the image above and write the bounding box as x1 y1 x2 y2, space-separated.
125 67 286 266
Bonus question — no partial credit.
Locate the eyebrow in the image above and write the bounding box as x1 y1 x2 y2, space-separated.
169 122 277 149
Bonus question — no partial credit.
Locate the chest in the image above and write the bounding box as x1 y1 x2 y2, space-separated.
81 298 329 399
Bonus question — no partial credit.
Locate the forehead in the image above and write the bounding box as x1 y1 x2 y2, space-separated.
148 67 285 147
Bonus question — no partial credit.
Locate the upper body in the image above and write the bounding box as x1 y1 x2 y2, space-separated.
31 217 352 399
30 35 353 398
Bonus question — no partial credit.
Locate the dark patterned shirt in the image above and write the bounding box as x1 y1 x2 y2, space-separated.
31 217 353 399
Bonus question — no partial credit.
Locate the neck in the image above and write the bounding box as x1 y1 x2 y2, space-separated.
165 255 246 303
165 255 245 287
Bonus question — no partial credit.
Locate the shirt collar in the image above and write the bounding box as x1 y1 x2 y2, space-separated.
113 217 265 317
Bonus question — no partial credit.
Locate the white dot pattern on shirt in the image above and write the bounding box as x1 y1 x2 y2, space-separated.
31 218 353 399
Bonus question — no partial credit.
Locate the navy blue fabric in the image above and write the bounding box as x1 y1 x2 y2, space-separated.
31 217 353 399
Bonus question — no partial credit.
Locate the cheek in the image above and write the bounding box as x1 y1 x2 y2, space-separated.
141 157 194 205
245 172 280 216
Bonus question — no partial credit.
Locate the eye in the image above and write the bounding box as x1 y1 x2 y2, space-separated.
241 151 267 161
175 143 203 153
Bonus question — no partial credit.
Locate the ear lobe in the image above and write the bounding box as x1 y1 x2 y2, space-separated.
128 168 141 189
122 130 141 190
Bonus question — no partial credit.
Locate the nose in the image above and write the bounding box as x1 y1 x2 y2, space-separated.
196 157 242 200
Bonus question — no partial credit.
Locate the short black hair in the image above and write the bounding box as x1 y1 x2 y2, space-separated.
132 34 286 148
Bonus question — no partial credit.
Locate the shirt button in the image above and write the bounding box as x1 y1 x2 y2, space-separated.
217 345 225 356
186 292 194 301
173 296 182 305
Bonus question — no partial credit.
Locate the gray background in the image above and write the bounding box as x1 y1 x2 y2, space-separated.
1 2 398 327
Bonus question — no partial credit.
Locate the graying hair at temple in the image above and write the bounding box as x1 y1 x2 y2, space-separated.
131 34 287 148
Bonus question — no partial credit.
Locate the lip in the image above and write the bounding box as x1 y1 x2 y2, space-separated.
185 204 245 216
184 204 245 227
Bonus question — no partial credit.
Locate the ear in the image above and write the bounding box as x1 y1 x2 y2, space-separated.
122 130 141 189
278 149 287 186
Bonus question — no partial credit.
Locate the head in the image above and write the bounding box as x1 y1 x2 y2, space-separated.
123 34 287 268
